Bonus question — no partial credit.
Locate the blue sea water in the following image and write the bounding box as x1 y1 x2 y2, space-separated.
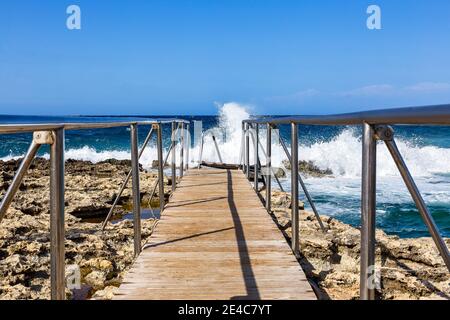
1 106 450 239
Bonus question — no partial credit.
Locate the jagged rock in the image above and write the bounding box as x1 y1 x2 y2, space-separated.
0 284 32 300
270 190 304 210
299 161 333 177
91 285 118 300
282 159 333 177
273 167 286 178
1 158 166 219
84 271 107 290
0 159 161 300
151 160 170 169
80 258 113 274
269 191 450 300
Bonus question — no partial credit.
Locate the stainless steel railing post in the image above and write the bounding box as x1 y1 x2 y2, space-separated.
198 132 204 169
101 127 154 230
250 131 285 192
157 124 165 213
144 141 174 212
0 140 40 222
50 128 65 300
186 123 190 170
245 123 250 179
360 122 377 300
171 122 177 192
239 122 244 170
266 123 272 212
291 123 300 255
180 123 184 178
254 124 259 192
130 124 142 258
273 126 325 232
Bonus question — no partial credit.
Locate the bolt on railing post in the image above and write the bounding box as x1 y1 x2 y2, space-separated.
130 124 142 257
360 122 377 300
254 124 259 192
291 123 300 255
50 127 65 300
171 122 176 192
245 123 250 179
156 124 165 213
180 123 184 178
266 123 272 212
186 123 190 170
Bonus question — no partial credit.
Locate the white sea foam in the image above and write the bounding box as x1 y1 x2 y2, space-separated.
198 103 450 179
298 128 450 178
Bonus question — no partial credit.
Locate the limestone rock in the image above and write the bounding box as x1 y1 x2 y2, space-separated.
270 192 450 300
270 190 304 210
0 159 160 300
282 159 333 177
84 271 107 290
91 286 118 300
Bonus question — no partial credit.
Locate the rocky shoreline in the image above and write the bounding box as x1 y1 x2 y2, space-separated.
0 159 449 300
270 190 450 300
0 158 169 300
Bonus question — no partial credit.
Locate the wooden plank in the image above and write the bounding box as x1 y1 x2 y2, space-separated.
114 168 316 300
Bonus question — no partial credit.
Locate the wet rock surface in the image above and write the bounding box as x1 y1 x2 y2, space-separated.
0 158 167 300
0 158 171 219
282 160 333 177
269 191 450 300
273 167 286 178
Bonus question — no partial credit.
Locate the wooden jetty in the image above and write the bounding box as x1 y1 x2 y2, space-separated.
115 168 316 300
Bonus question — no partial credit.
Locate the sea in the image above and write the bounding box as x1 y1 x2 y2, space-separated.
1 103 450 239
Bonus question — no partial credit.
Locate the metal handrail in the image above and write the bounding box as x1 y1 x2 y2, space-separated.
243 104 450 125
0 118 190 300
242 104 450 300
0 119 190 133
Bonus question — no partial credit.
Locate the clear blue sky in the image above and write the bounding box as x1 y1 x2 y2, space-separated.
1 0 450 115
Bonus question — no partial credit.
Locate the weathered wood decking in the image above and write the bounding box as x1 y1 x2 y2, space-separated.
114 168 316 300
